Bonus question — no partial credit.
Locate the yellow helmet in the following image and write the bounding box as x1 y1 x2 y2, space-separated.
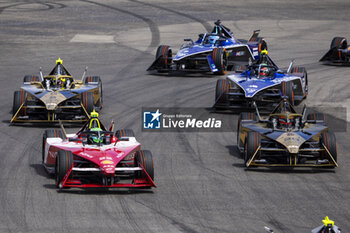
261 49 268 55
91 110 99 118
56 57 63 64
322 216 334 227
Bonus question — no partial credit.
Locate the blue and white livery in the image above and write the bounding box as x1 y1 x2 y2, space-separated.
147 20 267 75
214 53 308 110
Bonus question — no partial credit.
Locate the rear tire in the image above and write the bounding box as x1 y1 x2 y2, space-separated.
84 76 103 110
244 132 261 167
42 129 63 163
55 150 73 187
81 92 94 115
320 132 337 163
330 37 347 49
307 113 325 122
155 45 172 71
215 79 229 104
23 75 40 83
212 48 227 75
281 81 294 105
12 90 26 116
290 67 308 98
135 150 154 180
115 129 135 138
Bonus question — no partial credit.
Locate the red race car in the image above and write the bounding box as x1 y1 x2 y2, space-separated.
42 111 155 189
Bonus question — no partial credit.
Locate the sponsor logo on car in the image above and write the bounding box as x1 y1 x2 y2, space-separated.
101 160 114 165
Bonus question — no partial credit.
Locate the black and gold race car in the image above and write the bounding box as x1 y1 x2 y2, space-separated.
237 99 338 168
11 58 103 123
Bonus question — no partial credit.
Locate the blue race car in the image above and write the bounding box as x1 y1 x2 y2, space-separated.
147 20 267 75
214 51 308 110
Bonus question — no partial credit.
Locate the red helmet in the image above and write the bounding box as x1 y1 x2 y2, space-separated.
260 66 269 77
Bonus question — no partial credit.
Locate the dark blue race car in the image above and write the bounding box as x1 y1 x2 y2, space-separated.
147 20 267 75
214 51 308 110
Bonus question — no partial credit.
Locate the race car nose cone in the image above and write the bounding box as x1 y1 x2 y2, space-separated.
40 91 67 110
46 103 58 110
100 160 115 174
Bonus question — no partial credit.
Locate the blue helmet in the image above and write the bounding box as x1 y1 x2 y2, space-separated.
208 35 219 44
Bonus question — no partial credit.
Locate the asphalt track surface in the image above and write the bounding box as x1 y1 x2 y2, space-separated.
0 0 350 232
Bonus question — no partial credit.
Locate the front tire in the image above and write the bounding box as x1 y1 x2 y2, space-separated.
215 79 229 104
81 92 94 115
42 129 63 163
12 90 26 116
135 150 154 180
212 48 227 75
155 45 172 71
244 132 261 167
320 132 337 163
55 150 73 187
237 113 257 153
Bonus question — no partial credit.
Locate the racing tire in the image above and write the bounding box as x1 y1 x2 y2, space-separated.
155 45 172 71
81 92 94 115
23 75 40 83
330 37 347 49
42 129 63 163
55 150 73 188
12 90 26 116
215 79 229 104
237 112 257 152
244 132 261 167
84 76 103 110
290 67 308 97
281 81 294 105
307 113 325 122
239 112 257 121
320 131 337 163
115 129 135 138
212 48 227 75
135 150 154 181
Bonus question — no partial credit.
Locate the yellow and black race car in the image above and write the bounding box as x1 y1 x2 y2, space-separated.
237 99 337 168
11 58 103 123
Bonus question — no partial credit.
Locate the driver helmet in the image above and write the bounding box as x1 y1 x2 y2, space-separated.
278 113 293 128
90 127 103 143
208 35 219 45
259 63 270 77
89 110 101 129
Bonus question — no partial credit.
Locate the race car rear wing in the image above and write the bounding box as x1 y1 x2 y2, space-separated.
248 30 261 42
